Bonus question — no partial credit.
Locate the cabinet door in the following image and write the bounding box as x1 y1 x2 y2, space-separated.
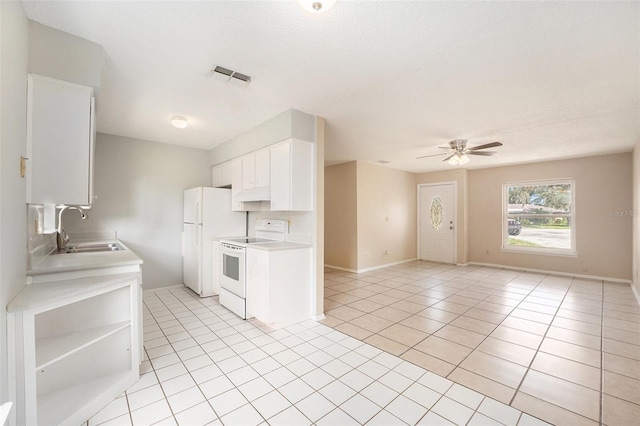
231 158 244 211
211 164 223 187
290 140 313 211
254 149 270 188
241 155 255 190
27 74 94 206
270 141 292 211
212 162 233 188
246 248 268 321
270 139 313 211
221 161 233 186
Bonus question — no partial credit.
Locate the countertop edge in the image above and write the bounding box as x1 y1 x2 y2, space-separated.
27 240 143 276
247 242 313 251
8 272 140 312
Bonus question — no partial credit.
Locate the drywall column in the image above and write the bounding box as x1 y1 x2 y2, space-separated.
0 0 29 416
314 117 325 318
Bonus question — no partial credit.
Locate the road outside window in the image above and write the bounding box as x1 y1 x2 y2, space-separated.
503 180 575 255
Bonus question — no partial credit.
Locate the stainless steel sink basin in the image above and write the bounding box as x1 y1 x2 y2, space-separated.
59 242 125 254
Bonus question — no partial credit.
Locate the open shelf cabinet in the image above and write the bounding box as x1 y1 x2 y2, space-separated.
8 272 141 426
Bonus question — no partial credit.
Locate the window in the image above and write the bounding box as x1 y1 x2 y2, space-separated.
503 179 575 255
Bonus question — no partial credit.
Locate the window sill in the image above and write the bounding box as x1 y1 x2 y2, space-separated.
501 247 578 258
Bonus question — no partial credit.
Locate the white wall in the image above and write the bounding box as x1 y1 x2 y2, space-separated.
28 21 103 92
65 133 212 289
324 161 416 272
0 0 29 409
468 154 633 280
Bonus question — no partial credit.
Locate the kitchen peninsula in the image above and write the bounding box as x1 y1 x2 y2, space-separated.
8 240 143 425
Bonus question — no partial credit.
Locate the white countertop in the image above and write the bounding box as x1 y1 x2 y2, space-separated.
246 241 312 251
27 240 143 276
8 272 139 312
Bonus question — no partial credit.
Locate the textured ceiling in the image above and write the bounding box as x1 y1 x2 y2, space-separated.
21 0 639 173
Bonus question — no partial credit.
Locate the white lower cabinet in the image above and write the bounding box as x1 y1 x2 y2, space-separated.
246 247 312 328
8 273 140 426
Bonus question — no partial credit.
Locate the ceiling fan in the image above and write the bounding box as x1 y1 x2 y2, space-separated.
417 139 503 166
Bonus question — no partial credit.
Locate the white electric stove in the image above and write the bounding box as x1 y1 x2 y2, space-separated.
218 219 288 318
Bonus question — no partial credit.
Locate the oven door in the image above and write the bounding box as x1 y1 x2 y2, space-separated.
220 244 246 298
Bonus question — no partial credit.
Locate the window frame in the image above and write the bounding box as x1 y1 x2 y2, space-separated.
502 178 576 256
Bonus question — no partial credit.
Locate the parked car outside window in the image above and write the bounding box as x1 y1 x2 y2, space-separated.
508 219 521 236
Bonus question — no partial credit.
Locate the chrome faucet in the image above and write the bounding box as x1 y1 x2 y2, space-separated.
56 206 87 250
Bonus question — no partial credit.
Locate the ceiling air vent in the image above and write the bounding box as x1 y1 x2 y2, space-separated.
212 66 252 84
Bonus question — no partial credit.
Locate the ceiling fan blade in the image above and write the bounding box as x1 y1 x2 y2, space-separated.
468 141 502 151
438 146 450 150
416 152 447 159
442 153 455 162
468 151 496 156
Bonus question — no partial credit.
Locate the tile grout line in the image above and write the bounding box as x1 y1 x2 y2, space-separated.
102 264 639 426
507 277 571 408
330 264 620 424
329 265 547 424
145 290 238 423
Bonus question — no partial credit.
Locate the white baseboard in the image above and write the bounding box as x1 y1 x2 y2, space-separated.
324 264 358 273
312 314 326 321
143 284 185 296
632 282 640 307
469 261 632 284
325 258 418 274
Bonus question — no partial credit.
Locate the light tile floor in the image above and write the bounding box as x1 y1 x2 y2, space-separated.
85 280 549 426
321 261 640 425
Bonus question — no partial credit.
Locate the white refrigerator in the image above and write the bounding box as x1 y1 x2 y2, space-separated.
183 187 245 297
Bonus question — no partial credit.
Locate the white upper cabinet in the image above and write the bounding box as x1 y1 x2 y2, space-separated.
270 139 313 211
211 161 232 188
241 149 270 190
231 158 244 211
230 140 312 211
26 74 95 206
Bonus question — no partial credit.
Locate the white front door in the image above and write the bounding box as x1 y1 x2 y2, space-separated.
419 183 456 263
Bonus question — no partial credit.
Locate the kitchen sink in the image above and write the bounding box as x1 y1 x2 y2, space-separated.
59 242 125 254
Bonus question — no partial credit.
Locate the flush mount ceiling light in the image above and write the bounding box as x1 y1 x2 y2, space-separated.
297 0 337 13
171 116 188 129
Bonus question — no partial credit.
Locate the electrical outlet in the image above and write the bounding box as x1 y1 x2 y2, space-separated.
366 252 370 259
385 250 389 255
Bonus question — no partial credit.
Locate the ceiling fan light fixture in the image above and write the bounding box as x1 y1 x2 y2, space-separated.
297 0 337 13
171 116 188 129
448 153 470 166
